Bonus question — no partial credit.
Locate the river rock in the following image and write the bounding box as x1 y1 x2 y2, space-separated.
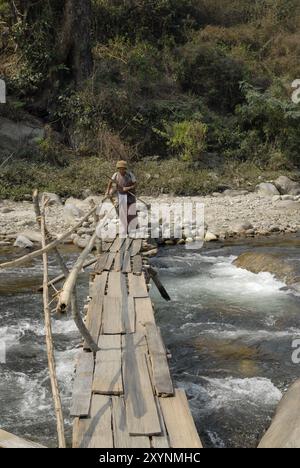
19 230 42 243
41 192 62 206
230 221 253 234
63 203 84 222
205 231 218 242
233 252 299 284
258 379 300 448
0 207 14 214
256 183 280 197
273 200 300 211
274 176 300 195
223 189 249 197
14 235 34 249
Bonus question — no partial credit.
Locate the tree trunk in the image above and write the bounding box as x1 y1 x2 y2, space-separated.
59 0 93 86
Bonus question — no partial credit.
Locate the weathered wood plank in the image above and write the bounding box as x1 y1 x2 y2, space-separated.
93 335 122 395
101 241 113 252
124 237 133 252
0 429 46 448
159 390 203 448
110 237 126 253
122 334 161 436
151 397 170 448
102 296 124 334
122 251 132 273
135 297 155 326
123 296 136 334
130 239 142 256
73 395 113 448
104 252 116 271
114 251 124 272
107 271 127 298
128 272 148 297
84 273 107 349
94 253 109 274
112 397 151 448
145 322 174 397
132 255 143 275
70 352 94 417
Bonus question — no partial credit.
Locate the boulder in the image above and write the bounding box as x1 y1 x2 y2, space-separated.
233 252 299 284
63 204 84 222
205 231 218 242
273 200 300 211
14 235 34 249
19 230 42 243
256 183 280 197
258 379 300 448
223 189 249 197
274 176 300 195
230 221 253 234
41 192 62 206
0 116 44 156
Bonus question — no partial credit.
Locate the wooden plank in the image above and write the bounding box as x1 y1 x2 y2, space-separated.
128 272 148 297
114 251 124 272
135 297 155 326
93 335 122 395
110 237 126 253
123 296 136 334
112 397 151 448
104 252 116 271
101 241 113 252
124 237 133 251
122 334 161 436
107 271 126 298
94 253 109 274
145 322 174 396
70 352 94 417
102 296 124 334
131 239 142 256
0 429 46 448
151 397 170 448
159 390 203 448
132 255 143 275
73 395 113 448
122 251 132 273
84 273 107 349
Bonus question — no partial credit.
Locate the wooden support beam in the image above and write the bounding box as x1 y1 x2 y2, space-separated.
70 352 94 417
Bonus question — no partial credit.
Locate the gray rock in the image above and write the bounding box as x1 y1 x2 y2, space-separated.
0 207 14 214
274 200 300 211
223 189 249 197
41 192 62 206
14 235 34 249
19 230 42 243
0 116 44 156
205 231 218 242
256 183 280 197
281 195 296 201
82 189 93 199
63 203 84 222
230 221 253 233
274 176 300 195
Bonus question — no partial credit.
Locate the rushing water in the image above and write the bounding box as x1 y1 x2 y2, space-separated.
0 237 300 448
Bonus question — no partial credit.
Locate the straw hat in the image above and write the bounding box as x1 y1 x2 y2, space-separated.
116 160 127 169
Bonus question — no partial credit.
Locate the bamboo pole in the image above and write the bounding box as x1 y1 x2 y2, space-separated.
41 199 66 449
34 190 99 352
0 205 98 270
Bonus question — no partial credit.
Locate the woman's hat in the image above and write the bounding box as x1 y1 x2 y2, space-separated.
116 160 127 169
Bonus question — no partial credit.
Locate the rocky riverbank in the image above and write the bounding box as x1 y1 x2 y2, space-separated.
0 176 300 249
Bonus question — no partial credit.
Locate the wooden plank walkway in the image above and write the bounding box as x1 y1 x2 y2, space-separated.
71 236 202 448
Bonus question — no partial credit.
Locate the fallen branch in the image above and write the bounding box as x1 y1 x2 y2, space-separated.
0 205 97 270
145 265 171 301
41 199 66 449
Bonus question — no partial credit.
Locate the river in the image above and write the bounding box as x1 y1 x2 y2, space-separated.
0 237 300 448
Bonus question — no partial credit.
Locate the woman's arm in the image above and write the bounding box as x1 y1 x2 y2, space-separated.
105 180 113 195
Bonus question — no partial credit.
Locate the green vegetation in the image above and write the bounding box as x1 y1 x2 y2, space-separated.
1 0 300 198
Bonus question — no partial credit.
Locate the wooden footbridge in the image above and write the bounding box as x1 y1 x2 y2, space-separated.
0 193 202 448
71 236 202 448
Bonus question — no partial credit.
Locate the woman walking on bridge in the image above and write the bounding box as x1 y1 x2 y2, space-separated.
105 160 138 235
